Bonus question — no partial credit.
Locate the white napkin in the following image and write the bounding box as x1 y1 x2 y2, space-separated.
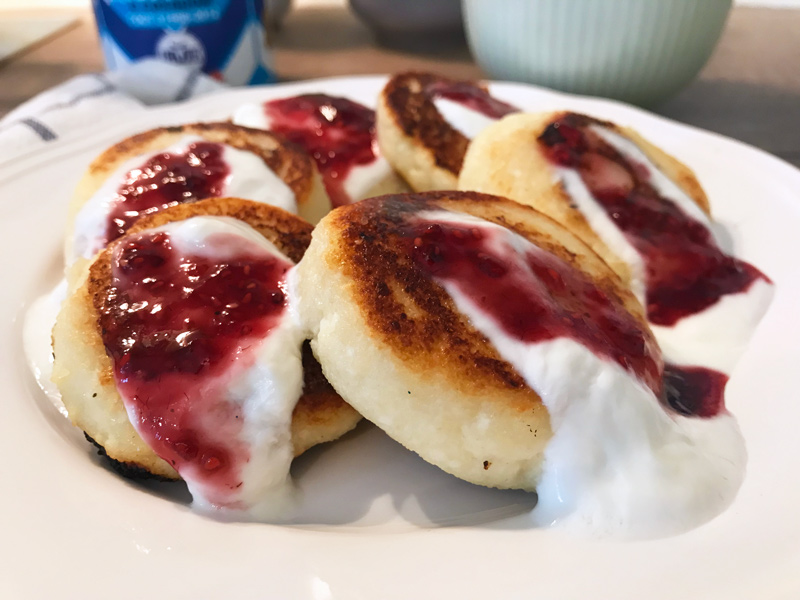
0 60 228 164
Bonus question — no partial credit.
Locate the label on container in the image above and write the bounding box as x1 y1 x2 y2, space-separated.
92 0 276 86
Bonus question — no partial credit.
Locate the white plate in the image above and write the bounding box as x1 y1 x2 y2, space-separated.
2 76 799 600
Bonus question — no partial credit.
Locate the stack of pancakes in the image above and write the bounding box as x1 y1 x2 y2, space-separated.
49 72 745 515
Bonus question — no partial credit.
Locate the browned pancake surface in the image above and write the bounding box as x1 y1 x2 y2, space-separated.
297 190 651 489
87 122 315 206
55 198 359 479
377 72 510 192
65 122 332 268
382 72 474 178
459 111 712 284
332 192 643 401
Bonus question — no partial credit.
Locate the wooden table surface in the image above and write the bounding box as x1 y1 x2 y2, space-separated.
0 4 798 167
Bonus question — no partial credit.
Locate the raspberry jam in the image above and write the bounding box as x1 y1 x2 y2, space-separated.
538 113 768 327
264 94 378 208
99 227 291 506
663 364 728 418
402 218 663 395
105 142 230 245
426 80 518 121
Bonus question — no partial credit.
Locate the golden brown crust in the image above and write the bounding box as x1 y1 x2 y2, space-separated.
617 123 711 215
52 259 180 478
382 72 474 178
547 111 711 216
66 122 330 265
87 122 314 206
291 342 361 455
297 190 653 489
324 191 647 412
56 198 359 480
459 111 712 287
377 72 503 192
124 196 313 263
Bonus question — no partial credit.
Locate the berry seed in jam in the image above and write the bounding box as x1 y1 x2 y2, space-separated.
426 80 519 121
105 142 230 246
263 94 378 208
401 218 663 395
538 113 769 327
99 226 292 505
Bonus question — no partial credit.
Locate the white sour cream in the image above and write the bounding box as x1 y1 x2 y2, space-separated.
433 97 499 140
419 210 747 538
554 167 648 301
29 216 305 521
124 216 304 520
343 157 395 205
651 278 774 372
552 124 774 373
23 279 68 417
70 136 296 264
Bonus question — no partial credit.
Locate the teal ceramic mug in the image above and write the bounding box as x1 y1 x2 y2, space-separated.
462 0 732 106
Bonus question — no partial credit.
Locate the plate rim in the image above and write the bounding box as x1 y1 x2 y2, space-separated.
3 74 800 600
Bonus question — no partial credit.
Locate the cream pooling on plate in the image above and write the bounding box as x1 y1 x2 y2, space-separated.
70 136 296 264
99 216 304 519
409 209 746 537
23 280 67 417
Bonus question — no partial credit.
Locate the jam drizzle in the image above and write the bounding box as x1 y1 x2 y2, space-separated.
99 228 291 505
105 142 230 246
538 113 768 327
401 218 663 395
264 94 378 208
663 364 728 419
537 113 770 418
426 80 519 121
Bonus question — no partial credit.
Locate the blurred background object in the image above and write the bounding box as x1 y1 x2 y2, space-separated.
0 0 797 167
90 0 276 86
266 0 293 30
463 0 733 106
0 9 77 63
348 0 463 50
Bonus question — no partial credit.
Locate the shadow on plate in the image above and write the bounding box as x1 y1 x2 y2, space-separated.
84 421 537 531
289 422 537 529
27 369 539 531
19 253 537 532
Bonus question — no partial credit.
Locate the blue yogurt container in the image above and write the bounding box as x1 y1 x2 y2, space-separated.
92 0 277 85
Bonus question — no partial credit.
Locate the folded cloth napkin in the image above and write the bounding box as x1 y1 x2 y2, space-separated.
0 60 227 165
